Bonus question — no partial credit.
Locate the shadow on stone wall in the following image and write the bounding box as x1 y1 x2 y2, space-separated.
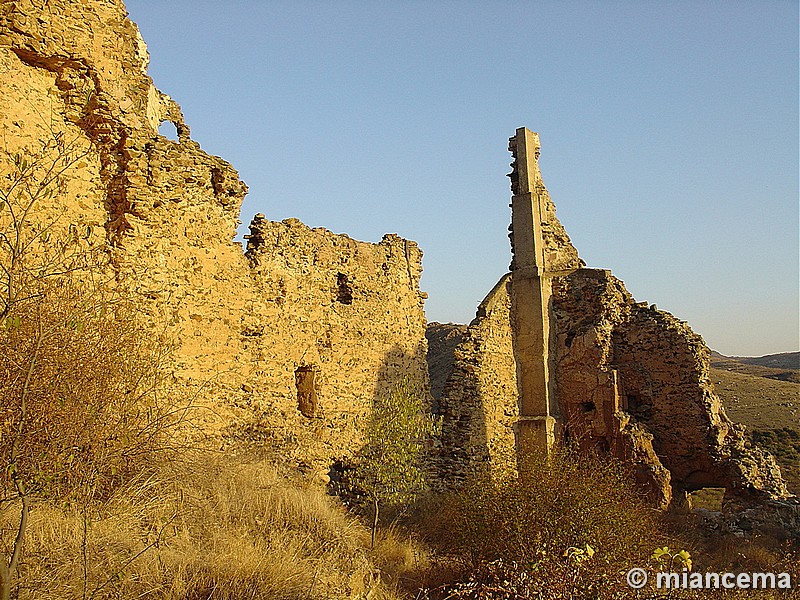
370 342 431 409
328 341 434 500
429 275 517 489
434 349 491 488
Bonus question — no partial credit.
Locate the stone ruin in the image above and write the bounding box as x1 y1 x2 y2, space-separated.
0 0 792 512
433 128 791 509
0 0 428 481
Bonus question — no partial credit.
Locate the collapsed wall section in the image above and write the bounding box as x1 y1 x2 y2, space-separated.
613 302 789 503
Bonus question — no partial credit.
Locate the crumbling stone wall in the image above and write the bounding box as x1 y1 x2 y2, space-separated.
434 275 518 487
425 321 467 406
613 301 788 503
506 134 582 273
434 268 788 505
241 215 430 471
1 0 256 434
549 269 672 507
432 132 789 507
0 0 431 471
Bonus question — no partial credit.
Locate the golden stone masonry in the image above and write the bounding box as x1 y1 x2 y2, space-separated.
0 0 794 517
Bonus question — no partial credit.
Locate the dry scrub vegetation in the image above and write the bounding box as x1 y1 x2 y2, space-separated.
5 449 798 599
412 450 669 598
8 455 417 600
411 455 799 599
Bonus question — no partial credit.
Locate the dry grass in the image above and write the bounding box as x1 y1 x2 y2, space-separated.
5 448 797 600
369 526 430 594
713 368 799 432
410 447 680 598
5 454 420 599
689 487 725 511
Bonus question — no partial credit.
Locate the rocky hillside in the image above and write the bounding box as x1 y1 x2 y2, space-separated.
425 322 467 408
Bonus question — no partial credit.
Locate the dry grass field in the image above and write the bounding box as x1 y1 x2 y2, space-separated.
5 454 424 600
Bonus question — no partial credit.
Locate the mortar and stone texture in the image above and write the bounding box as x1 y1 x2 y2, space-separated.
0 0 430 477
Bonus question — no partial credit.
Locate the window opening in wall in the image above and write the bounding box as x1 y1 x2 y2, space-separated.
580 401 596 413
336 272 353 305
158 120 179 141
687 487 726 511
295 366 318 417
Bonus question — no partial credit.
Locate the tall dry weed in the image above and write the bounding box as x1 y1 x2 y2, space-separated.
8 454 412 599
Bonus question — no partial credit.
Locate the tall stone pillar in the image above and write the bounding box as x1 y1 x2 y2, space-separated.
507 128 558 464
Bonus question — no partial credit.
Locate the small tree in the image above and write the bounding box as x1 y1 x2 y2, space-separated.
352 377 434 547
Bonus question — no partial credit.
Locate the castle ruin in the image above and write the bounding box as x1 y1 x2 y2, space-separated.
0 0 791 510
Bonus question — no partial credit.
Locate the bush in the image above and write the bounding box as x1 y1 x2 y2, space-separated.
416 446 673 599
0 279 176 502
752 427 800 493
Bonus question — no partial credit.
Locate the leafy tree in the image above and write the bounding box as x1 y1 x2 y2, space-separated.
352 377 434 547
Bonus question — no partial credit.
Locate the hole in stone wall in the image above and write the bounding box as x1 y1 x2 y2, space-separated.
626 394 640 411
565 332 575 348
581 401 596 413
687 487 726 511
336 272 353 305
295 366 318 417
159 120 179 141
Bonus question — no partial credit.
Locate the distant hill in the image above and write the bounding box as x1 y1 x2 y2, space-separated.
734 351 799 370
709 351 799 495
710 351 799 383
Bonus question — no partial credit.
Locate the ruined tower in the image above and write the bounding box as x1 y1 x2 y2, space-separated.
507 128 558 458
433 127 789 509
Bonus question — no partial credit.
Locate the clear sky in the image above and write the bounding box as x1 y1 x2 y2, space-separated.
125 0 798 357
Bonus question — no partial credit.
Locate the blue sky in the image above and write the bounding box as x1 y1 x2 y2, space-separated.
125 0 798 357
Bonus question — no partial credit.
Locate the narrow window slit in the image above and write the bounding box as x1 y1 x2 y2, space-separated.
336 272 353 304
295 366 318 417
